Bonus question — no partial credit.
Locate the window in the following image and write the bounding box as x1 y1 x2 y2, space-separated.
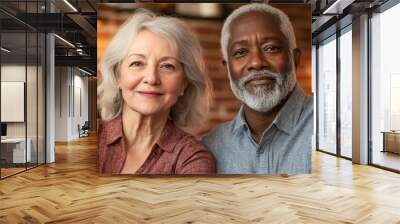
339 27 352 158
370 2 400 171
317 35 337 155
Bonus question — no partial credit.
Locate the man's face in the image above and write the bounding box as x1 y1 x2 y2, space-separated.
227 11 297 112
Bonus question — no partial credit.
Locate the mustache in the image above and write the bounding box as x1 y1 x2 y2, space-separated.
237 70 283 87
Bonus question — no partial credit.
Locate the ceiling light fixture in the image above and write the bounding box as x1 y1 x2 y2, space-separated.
63 0 78 12
78 67 93 76
54 34 75 48
1 47 11 53
322 0 354 15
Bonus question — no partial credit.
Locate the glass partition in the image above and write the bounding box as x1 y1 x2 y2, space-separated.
27 31 38 169
38 32 45 165
1 30 28 177
0 1 46 179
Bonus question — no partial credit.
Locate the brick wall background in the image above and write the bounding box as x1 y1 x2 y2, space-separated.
97 3 311 138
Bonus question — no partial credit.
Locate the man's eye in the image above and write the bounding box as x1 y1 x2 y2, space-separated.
129 61 143 67
232 48 248 58
160 63 176 71
263 46 281 53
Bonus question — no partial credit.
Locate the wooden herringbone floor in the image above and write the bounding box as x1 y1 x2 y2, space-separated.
0 135 400 224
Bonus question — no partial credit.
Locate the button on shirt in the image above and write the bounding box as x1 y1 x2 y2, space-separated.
98 115 216 174
202 84 313 174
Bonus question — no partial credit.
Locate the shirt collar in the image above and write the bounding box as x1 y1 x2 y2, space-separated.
273 84 307 134
104 115 124 145
232 106 248 133
104 115 179 153
231 84 308 135
156 119 182 153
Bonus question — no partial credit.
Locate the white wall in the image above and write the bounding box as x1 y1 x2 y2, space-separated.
54 67 89 141
55 67 69 141
1 65 26 140
1 65 38 137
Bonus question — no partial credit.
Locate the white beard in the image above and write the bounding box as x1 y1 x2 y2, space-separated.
228 56 297 113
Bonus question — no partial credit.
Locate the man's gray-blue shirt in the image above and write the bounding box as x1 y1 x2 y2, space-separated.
202 84 313 174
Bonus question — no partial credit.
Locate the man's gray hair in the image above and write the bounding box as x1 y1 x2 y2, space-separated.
220 3 297 61
98 9 212 128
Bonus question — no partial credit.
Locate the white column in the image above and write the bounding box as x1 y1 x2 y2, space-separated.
45 0 56 163
352 14 369 164
46 32 55 163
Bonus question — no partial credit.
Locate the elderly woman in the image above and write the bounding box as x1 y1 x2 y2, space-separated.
97 10 216 174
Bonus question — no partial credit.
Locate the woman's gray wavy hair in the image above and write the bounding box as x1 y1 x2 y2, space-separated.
98 9 212 128
220 3 297 61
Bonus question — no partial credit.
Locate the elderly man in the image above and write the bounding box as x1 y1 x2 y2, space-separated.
202 3 313 174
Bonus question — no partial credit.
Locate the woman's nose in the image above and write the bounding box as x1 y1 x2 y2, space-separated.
142 65 161 85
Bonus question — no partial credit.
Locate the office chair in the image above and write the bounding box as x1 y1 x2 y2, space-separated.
79 121 90 138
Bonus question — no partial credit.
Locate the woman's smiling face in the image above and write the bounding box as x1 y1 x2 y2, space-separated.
118 30 187 116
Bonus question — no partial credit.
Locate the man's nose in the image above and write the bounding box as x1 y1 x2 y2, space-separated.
247 48 268 71
143 65 161 85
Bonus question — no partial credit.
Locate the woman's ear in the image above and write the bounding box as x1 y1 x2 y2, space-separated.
115 64 122 88
116 77 121 90
181 79 189 96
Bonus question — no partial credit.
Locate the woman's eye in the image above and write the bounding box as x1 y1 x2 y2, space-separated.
160 63 176 71
129 61 143 67
232 48 248 58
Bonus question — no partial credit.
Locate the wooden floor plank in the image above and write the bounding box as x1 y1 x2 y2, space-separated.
0 135 400 223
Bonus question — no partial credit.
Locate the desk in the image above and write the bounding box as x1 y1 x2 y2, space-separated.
1 138 31 163
381 131 400 154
